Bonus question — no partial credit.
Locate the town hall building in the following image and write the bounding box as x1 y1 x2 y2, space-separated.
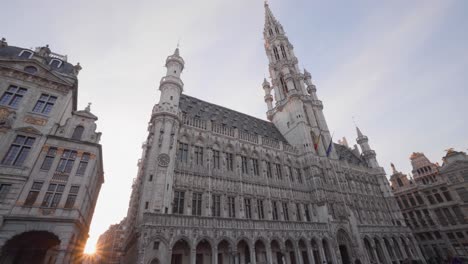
122 3 426 264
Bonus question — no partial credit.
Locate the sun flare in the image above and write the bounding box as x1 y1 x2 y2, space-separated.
84 241 97 255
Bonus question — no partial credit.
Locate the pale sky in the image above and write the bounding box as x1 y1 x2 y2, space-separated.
3 0 468 252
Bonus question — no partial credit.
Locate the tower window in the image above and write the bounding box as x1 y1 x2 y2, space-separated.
269 29 273 36
273 47 280 61
280 77 287 94
275 27 280 34
280 45 287 58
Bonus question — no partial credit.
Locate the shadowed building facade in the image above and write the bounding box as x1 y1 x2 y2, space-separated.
0 39 104 263
389 150 468 260
122 3 425 264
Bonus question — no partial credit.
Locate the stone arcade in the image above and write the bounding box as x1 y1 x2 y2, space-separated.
122 3 426 264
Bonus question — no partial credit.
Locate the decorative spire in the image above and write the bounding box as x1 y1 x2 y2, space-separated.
391 163 398 174
174 47 180 56
262 78 271 87
264 0 278 26
356 126 364 138
85 102 92 112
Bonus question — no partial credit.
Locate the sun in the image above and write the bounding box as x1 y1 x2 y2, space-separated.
84 241 97 255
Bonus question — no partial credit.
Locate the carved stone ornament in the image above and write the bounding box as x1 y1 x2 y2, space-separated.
24 115 47 126
158 154 170 167
0 108 16 128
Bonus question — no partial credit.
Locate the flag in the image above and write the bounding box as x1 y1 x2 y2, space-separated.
326 133 334 157
313 131 322 151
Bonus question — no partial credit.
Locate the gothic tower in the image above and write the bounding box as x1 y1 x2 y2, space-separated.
263 2 335 158
138 48 184 219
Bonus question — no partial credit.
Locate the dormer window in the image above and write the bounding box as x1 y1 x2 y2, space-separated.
18 50 33 59
49 59 62 68
71 125 84 140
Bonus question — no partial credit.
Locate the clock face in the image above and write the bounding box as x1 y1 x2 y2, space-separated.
158 154 170 167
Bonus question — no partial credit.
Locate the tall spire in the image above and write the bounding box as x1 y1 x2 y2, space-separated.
356 126 364 138
264 1 278 26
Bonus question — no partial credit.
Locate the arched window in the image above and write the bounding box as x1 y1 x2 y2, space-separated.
18 50 33 59
275 27 280 34
269 29 273 36
397 178 404 187
71 126 84 140
280 45 287 58
273 47 280 61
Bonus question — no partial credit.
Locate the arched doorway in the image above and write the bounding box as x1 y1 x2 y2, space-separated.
310 238 321 264
237 239 251 264
322 239 333 264
337 229 352 264
363 238 375 263
254 240 267 264
374 238 385 264
171 239 190 264
196 239 212 264
298 239 310 264
217 239 232 264
0 231 61 264
150 258 160 264
271 240 284 264
285 239 296 264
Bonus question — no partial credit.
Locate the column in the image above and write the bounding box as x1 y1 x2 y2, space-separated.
397 239 407 260
318 244 326 264
250 244 257 264
306 241 316 264
191 248 196 264
370 241 380 264
54 249 67 264
213 246 218 264
411 237 427 264
284 250 292 264
266 243 273 264
294 241 303 264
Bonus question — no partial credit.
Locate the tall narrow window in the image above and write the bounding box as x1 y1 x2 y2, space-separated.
32 94 57 115
76 153 90 175
282 202 289 221
296 168 303 183
177 142 189 163
241 156 248 174
42 183 65 208
71 126 84 140
228 196 236 218
0 85 27 108
280 45 287 58
225 153 234 171
275 164 283 179
304 204 311 222
296 203 302 221
244 198 252 219
212 194 221 217
64 185 80 209
2 135 35 166
272 201 279 220
280 77 288 94
269 29 273 36
40 147 57 171
275 27 280 34
288 166 294 182
192 192 202 216
252 159 259 176
0 184 11 202
24 182 43 206
173 191 185 214
273 47 280 61
213 150 220 169
56 150 77 173
194 146 203 165
266 162 272 178
257 199 265 219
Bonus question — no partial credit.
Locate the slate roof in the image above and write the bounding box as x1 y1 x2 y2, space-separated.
179 94 287 143
0 45 76 75
334 143 368 167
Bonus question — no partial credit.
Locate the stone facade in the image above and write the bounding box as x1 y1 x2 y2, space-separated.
97 218 126 264
122 3 425 264
0 39 104 263
390 150 468 261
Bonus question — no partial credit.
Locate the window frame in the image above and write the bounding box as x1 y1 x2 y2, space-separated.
32 93 58 115
1 135 36 167
0 85 27 108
